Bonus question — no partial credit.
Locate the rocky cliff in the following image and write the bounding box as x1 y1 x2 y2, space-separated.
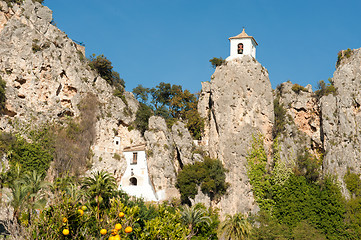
273 49 361 196
197 56 274 215
0 0 199 203
1 0 361 218
0 0 140 181
321 49 361 192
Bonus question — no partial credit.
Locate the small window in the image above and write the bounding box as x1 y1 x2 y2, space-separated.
238 43 244 54
131 152 138 165
115 141 119 145
129 177 137 186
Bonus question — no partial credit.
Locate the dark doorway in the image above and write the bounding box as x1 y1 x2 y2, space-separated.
129 177 137 186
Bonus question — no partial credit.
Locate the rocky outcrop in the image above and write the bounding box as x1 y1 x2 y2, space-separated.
171 121 194 166
321 48 361 192
275 82 321 165
144 117 179 199
0 0 139 180
144 117 200 200
198 56 274 215
274 49 361 196
3 0 361 218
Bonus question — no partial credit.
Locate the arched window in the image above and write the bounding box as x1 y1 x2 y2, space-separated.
129 177 137 186
131 152 138 165
238 43 244 54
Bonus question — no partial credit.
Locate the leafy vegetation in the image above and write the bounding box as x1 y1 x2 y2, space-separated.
89 54 126 104
247 134 361 239
176 157 229 205
180 204 212 239
0 76 6 114
134 102 153 135
132 83 204 139
7 136 53 178
337 48 353 67
293 150 322 182
4 0 23 6
209 57 226 69
272 96 288 138
3 130 361 239
2 170 220 240
291 83 308 94
217 212 252 240
246 134 274 212
0 93 98 181
344 168 361 197
52 93 98 176
89 54 125 88
315 78 337 98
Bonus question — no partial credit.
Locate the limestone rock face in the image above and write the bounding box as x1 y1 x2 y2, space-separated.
321 48 361 191
171 121 194 166
275 82 321 165
144 116 179 200
0 0 139 181
144 117 200 200
198 56 274 215
5 0 361 218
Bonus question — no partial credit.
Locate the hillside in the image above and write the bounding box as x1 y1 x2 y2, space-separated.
1 0 361 239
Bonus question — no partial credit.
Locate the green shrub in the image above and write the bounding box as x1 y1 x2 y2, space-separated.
53 94 99 176
77 50 85 62
113 88 124 98
292 221 327 240
88 54 125 88
134 103 153 135
315 79 337 98
21 170 219 240
176 157 229 204
274 175 346 238
250 210 292 239
246 134 274 212
247 134 350 239
113 153 121 161
344 169 361 197
8 136 53 178
185 109 204 140
209 57 225 69
291 84 308 94
0 76 6 114
4 0 23 7
32 40 51 53
294 151 322 182
272 97 287 138
32 43 41 53
337 48 353 67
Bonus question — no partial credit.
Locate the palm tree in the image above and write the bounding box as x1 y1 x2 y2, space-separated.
181 204 212 239
8 182 28 222
217 212 252 240
0 169 8 202
21 170 48 197
20 170 48 223
81 170 117 219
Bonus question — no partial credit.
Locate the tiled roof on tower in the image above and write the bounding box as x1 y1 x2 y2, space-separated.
229 28 258 45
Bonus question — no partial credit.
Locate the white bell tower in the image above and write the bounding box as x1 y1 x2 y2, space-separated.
226 28 258 61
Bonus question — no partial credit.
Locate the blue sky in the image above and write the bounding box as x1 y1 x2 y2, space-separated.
45 0 361 94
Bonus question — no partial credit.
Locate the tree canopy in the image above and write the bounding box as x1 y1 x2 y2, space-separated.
176 157 229 205
132 82 204 139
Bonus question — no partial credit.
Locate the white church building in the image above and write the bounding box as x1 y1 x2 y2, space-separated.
226 28 258 61
119 144 158 201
